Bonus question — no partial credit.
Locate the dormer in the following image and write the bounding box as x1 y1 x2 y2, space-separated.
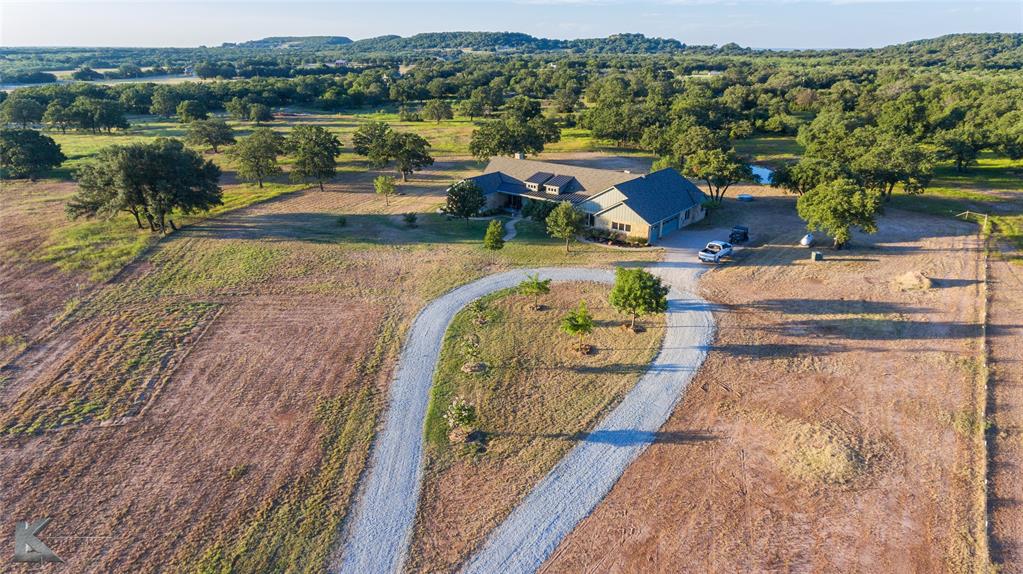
524 172 554 192
543 175 576 195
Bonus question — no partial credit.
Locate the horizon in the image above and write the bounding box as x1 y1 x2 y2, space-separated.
2 0 1021 50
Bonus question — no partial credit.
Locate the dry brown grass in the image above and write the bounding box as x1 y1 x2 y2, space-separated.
407 281 665 573
543 187 987 573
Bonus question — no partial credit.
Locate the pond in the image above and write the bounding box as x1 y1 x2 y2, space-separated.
749 164 773 183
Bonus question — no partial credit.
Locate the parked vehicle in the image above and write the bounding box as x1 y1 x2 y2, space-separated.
729 225 749 243
698 240 733 263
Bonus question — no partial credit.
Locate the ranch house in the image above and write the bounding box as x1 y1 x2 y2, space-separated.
461 157 708 243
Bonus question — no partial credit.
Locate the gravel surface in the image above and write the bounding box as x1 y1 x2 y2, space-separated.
337 229 726 574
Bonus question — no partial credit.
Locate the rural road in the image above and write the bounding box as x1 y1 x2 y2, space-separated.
337 230 722 574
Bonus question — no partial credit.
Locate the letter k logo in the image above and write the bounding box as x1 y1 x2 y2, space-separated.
14 518 63 563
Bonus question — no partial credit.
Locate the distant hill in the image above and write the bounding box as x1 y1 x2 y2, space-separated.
223 36 354 50
335 31 686 55
875 33 1023 69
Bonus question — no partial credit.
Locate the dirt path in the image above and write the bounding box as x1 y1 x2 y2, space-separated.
989 248 1023 570
502 216 522 241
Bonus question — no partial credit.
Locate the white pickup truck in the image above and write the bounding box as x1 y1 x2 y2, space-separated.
698 240 733 263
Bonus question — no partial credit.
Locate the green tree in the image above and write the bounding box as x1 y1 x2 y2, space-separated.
683 148 753 203
225 97 250 121
608 267 669 331
374 175 396 205
483 219 505 250
456 96 486 120
1 96 44 128
0 129 66 180
545 201 584 252
933 125 986 172
43 101 72 133
518 273 552 310
185 118 235 153
287 124 342 191
249 103 273 124
352 121 393 167
176 100 208 122
560 300 595 348
851 132 933 200
388 132 433 181
68 138 222 233
230 127 284 188
796 178 881 250
71 67 103 81
149 87 179 117
469 116 561 161
769 158 842 196
422 99 453 123
444 180 485 223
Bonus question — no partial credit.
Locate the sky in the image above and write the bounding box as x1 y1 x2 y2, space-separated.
1 0 1020 50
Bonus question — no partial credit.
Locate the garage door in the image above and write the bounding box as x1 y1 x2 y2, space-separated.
661 215 680 237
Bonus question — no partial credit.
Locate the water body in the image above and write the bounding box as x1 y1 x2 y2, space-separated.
749 164 773 183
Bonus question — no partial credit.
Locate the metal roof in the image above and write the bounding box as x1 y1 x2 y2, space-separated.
524 172 555 185
545 174 575 188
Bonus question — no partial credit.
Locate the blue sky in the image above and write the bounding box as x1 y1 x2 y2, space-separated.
1 0 1020 49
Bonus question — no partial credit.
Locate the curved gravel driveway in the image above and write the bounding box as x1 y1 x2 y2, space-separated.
337 231 721 574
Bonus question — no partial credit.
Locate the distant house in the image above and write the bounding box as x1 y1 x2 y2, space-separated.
461 157 708 243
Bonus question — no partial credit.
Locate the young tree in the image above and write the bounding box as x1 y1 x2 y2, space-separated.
560 300 594 351
352 121 393 167
545 201 584 252
1 96 44 128
518 273 552 310
388 132 433 181
176 100 208 122
287 124 342 191
230 127 284 188
483 219 505 250
684 148 754 203
609 267 669 331
374 174 396 205
0 129 66 180
185 118 235 153
796 178 881 250
445 180 485 223
456 97 485 121
422 99 453 123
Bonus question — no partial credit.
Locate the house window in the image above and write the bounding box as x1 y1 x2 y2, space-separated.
611 222 632 233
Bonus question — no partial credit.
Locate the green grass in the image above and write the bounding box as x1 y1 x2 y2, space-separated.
734 135 804 165
40 182 308 280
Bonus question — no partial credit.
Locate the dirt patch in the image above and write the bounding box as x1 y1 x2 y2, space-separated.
988 247 1023 571
0 180 89 364
543 190 986 573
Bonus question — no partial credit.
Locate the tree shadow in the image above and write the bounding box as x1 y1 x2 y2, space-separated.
748 299 931 315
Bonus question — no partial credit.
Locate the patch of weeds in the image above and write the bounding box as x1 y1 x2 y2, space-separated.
226 464 249 481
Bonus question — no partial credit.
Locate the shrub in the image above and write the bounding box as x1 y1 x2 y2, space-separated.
483 219 505 250
403 212 418 227
443 396 477 430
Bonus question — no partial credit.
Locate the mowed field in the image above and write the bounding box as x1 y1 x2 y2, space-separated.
0 107 1021 572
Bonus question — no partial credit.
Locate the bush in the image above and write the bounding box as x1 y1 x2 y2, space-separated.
443 396 477 430
336 216 347 227
403 212 418 227
398 105 422 122
521 199 555 222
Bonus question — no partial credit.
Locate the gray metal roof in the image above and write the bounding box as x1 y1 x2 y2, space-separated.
610 168 708 223
479 156 638 197
545 174 575 188
525 172 555 185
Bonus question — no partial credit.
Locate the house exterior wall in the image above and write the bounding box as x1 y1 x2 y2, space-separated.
592 204 651 241
576 187 624 214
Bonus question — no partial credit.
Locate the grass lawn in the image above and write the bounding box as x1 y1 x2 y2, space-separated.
734 135 804 165
408 281 665 573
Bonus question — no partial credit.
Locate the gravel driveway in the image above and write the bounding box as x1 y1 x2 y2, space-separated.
337 229 726 574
